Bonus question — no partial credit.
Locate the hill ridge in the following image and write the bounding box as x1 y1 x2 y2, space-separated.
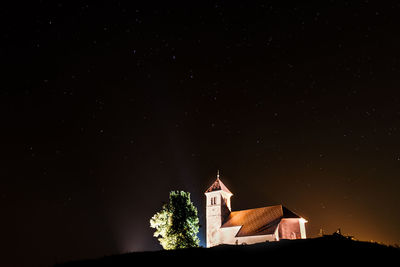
56 236 399 266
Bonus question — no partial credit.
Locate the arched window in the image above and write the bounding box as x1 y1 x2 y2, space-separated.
290 232 297 239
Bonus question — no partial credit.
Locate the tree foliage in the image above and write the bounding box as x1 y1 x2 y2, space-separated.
150 191 200 250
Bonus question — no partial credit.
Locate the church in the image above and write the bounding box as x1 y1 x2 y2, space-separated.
205 174 307 247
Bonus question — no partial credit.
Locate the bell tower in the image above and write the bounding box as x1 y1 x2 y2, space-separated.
204 171 233 247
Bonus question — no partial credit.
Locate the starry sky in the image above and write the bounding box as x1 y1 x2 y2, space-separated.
2 1 400 266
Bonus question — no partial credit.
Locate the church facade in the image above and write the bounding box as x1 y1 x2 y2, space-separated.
205 175 307 247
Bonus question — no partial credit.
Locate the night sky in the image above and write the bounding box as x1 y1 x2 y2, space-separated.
2 1 400 266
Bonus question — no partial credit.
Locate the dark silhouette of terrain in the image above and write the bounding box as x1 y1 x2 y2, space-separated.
56 235 399 266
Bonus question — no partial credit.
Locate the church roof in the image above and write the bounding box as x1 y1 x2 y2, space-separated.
205 178 233 195
221 205 300 237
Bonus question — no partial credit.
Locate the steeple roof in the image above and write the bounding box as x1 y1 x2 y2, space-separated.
205 177 232 195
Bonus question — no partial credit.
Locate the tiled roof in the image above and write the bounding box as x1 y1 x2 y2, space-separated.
205 178 233 195
221 205 300 237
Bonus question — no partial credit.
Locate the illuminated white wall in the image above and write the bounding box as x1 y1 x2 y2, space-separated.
205 190 233 248
299 218 307 239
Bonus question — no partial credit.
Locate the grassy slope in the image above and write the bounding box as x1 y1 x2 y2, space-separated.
57 236 399 266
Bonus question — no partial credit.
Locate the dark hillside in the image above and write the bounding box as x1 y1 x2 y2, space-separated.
57 236 399 266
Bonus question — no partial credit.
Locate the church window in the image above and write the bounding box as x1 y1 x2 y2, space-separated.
290 232 297 239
